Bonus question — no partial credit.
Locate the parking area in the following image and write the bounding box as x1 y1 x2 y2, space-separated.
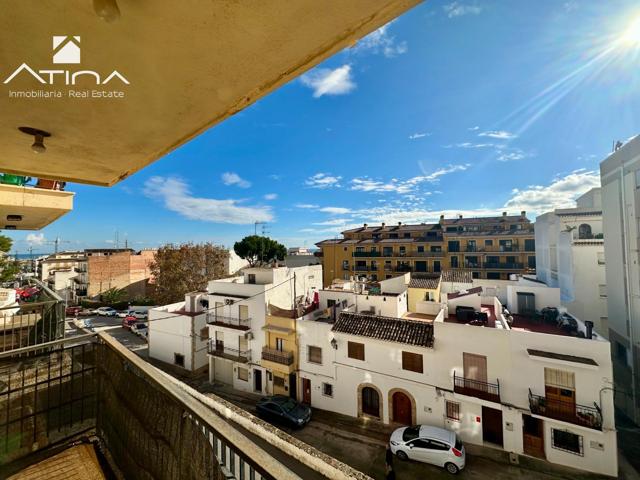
66 314 148 352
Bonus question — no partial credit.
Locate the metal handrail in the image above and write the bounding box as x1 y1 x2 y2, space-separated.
453 372 500 402
207 340 251 361
528 389 602 430
262 347 294 366
206 313 251 328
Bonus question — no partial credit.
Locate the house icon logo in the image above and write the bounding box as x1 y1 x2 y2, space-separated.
52 36 81 64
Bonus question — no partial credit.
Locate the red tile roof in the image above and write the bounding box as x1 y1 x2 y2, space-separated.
332 312 434 348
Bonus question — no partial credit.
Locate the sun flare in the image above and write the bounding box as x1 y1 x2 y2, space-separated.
621 16 640 47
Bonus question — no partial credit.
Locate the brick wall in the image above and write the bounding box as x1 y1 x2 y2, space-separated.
87 250 156 299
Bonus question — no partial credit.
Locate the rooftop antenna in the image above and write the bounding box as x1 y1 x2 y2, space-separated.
254 221 266 235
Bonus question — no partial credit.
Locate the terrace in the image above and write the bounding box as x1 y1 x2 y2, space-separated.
2 333 367 479
528 389 602 430
206 313 251 331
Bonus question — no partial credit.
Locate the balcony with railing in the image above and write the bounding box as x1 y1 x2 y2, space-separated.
1 333 360 480
207 339 251 363
206 312 251 330
453 373 500 403
262 347 294 366
354 265 370 271
354 250 444 258
528 390 602 430
483 262 525 269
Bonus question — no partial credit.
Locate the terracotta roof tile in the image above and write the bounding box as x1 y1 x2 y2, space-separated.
409 273 441 290
441 270 473 283
332 312 434 348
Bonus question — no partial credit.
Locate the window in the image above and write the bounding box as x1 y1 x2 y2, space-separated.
450 256 459 268
327 299 336 307
174 353 185 367
433 260 441 273
355 246 364 253
524 239 535 251
578 224 593 239
551 429 583 456
247 274 256 284
322 383 333 397
448 241 460 252
308 346 322 364
528 256 536 269
275 338 284 351
361 386 380 417
404 233 411 238
598 284 607 298
417 245 425 253
200 327 209 340
402 351 424 373
446 401 460 421
487 272 501 279
484 239 493 246
237 367 249 381
348 341 365 361
273 375 285 387
239 304 249 320
342 260 349 270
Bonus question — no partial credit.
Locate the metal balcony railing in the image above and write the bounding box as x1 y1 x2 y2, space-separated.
262 347 294 366
483 262 525 269
354 265 370 271
395 266 413 272
206 313 251 330
454 373 500 403
207 340 251 362
528 390 602 430
352 251 381 257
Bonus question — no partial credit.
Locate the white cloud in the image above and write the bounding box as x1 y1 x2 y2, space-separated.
295 203 320 209
319 207 351 215
504 170 600 213
443 2 482 18
478 130 517 140
354 23 408 58
26 233 46 246
268 174 282 181
305 173 342 189
313 218 354 226
221 172 251 188
264 193 278 200
444 142 495 149
409 132 431 140
144 176 272 224
497 149 528 162
300 65 356 98
350 164 471 195
468 126 480 131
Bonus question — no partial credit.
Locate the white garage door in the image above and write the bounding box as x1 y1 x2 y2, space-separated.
214 358 233 385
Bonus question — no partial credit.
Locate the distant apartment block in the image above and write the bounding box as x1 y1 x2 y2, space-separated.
535 188 608 336
316 213 535 287
600 134 640 424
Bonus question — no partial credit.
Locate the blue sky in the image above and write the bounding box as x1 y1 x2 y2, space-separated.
11 0 640 253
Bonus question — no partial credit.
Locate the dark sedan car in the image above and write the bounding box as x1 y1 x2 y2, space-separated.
256 395 311 428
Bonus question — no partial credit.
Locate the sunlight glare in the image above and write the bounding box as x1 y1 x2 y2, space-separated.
621 16 640 47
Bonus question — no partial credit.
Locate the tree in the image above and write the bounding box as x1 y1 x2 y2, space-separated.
0 234 19 282
150 242 229 305
101 287 127 304
233 235 286 267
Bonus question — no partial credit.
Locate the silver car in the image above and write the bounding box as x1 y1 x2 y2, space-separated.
390 425 465 474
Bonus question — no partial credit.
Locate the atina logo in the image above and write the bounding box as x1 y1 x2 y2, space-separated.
3 35 129 85
53 36 81 64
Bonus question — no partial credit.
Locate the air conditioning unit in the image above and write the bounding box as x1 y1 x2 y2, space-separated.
244 331 253 340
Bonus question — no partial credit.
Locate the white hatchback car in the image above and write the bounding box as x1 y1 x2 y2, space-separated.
390 425 465 474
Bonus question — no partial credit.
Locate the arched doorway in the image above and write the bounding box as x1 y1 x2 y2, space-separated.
391 391 413 425
578 223 592 239
362 387 381 418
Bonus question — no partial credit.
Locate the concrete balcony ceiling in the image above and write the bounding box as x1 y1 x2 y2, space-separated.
0 184 74 230
0 0 419 186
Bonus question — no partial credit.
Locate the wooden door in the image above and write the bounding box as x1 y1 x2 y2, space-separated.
302 378 311 404
463 353 488 383
392 392 412 425
481 406 503 447
522 414 545 458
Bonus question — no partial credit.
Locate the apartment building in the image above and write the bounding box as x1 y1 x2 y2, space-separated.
39 250 87 301
600 134 640 424
296 276 616 477
535 188 608 336
206 265 322 397
316 213 536 287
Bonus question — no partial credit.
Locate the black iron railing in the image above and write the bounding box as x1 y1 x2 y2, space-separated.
207 340 251 362
453 372 500 403
206 313 250 330
483 262 525 269
262 347 294 366
528 390 602 430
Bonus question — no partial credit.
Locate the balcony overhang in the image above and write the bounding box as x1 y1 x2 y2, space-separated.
0 0 420 186
0 184 74 230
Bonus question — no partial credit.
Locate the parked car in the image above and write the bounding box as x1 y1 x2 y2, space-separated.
117 310 130 318
256 395 311 428
390 425 465 474
131 311 148 320
131 322 148 337
65 306 82 316
94 307 117 317
78 308 94 316
122 316 138 330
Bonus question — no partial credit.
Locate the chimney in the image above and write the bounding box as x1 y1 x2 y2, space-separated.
585 320 594 339
398 222 402 226
458 214 463 219
363 223 368 228
502 211 507 217
381 222 386 228
521 210 526 217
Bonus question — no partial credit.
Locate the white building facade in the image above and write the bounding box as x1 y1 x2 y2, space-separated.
535 188 608 335
600 134 640 424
